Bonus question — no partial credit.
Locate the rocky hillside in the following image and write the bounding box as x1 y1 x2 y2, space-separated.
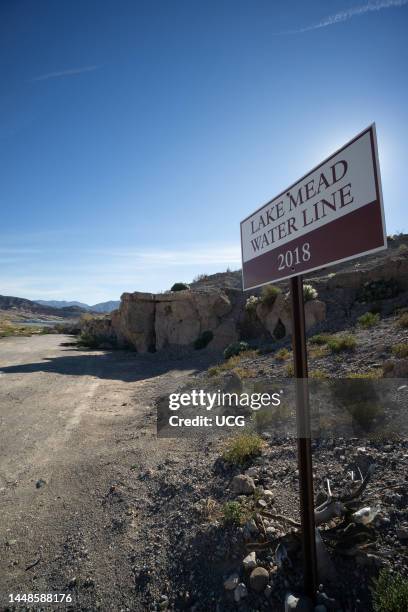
0 295 87 319
79 234 408 355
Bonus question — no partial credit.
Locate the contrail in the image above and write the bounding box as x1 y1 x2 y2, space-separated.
277 0 408 35
30 65 98 82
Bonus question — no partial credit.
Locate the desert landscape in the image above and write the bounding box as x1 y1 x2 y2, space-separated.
0 235 407 611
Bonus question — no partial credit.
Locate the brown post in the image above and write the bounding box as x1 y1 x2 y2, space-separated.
290 275 318 601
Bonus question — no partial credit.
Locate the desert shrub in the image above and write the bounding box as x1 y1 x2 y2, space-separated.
170 282 190 292
222 432 263 465
194 330 214 350
358 312 380 328
222 501 246 525
192 273 209 282
347 370 382 379
77 332 99 349
275 348 290 361
397 313 408 329
224 341 249 360
309 334 331 345
327 334 356 353
285 363 294 377
260 284 281 307
392 343 408 358
372 569 408 612
303 284 318 301
309 369 329 379
245 295 260 315
357 279 400 302
398 243 408 254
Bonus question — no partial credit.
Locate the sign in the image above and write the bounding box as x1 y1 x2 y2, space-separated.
240 124 386 290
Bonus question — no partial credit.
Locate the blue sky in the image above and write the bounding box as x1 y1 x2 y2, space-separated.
1 0 407 304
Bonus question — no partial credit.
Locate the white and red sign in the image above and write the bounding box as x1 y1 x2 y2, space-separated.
240 124 386 290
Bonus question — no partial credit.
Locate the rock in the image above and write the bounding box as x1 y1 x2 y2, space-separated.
249 567 269 592
256 293 326 339
264 584 273 598
284 593 313 611
257 499 267 508
234 583 248 602
224 572 239 591
36 478 46 489
242 551 257 571
68 577 77 588
263 489 274 501
159 595 169 610
231 474 256 495
396 527 408 540
245 518 259 535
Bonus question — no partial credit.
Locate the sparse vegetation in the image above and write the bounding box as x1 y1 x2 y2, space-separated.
222 432 263 466
285 363 294 377
77 332 99 349
392 343 408 358
170 282 190 292
309 369 329 379
224 341 249 360
327 334 357 353
245 295 259 315
221 501 246 525
275 347 290 361
260 284 281 307
208 352 257 378
347 370 382 379
309 333 331 345
372 569 408 612
0 319 53 338
397 313 408 329
194 330 214 350
303 284 318 302
358 312 380 328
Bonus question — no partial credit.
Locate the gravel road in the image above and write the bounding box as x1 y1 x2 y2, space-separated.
0 334 214 611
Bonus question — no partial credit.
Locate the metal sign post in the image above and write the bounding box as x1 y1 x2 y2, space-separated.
290 275 318 601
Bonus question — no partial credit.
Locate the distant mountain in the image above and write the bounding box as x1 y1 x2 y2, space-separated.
34 299 120 313
0 295 87 318
35 300 90 310
90 301 120 313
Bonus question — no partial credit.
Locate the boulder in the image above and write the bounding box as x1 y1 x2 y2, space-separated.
231 474 256 495
249 567 269 592
112 292 155 352
256 293 326 338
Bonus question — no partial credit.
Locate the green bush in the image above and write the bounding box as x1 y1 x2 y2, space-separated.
77 332 99 349
309 333 331 345
303 284 318 302
358 312 380 328
170 282 190 292
221 501 245 525
357 279 400 302
222 432 263 465
392 343 408 358
327 334 356 353
372 569 408 612
224 341 249 360
260 284 281 307
397 313 408 329
194 330 214 350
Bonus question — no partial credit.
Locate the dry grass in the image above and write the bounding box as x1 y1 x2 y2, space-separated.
222 432 264 465
208 351 258 378
275 347 290 361
392 343 408 358
396 313 408 329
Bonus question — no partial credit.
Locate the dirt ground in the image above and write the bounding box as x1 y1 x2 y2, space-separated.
0 334 219 611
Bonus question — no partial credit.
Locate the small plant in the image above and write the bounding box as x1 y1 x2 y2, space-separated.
221 501 245 525
192 273 209 282
347 369 382 379
245 295 260 315
309 334 331 345
327 334 356 353
285 363 294 377
77 332 99 349
397 313 408 329
309 369 329 379
392 343 408 358
170 282 190 292
303 284 318 302
372 569 408 612
222 432 263 466
358 312 380 328
260 284 281 307
224 341 249 360
275 348 290 361
194 330 214 350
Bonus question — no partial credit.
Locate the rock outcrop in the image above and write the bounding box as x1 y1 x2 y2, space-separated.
255 293 326 339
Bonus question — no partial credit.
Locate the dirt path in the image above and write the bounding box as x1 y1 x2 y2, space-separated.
0 334 216 611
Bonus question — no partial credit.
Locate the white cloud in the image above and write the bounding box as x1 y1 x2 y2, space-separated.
279 0 408 34
30 65 99 82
